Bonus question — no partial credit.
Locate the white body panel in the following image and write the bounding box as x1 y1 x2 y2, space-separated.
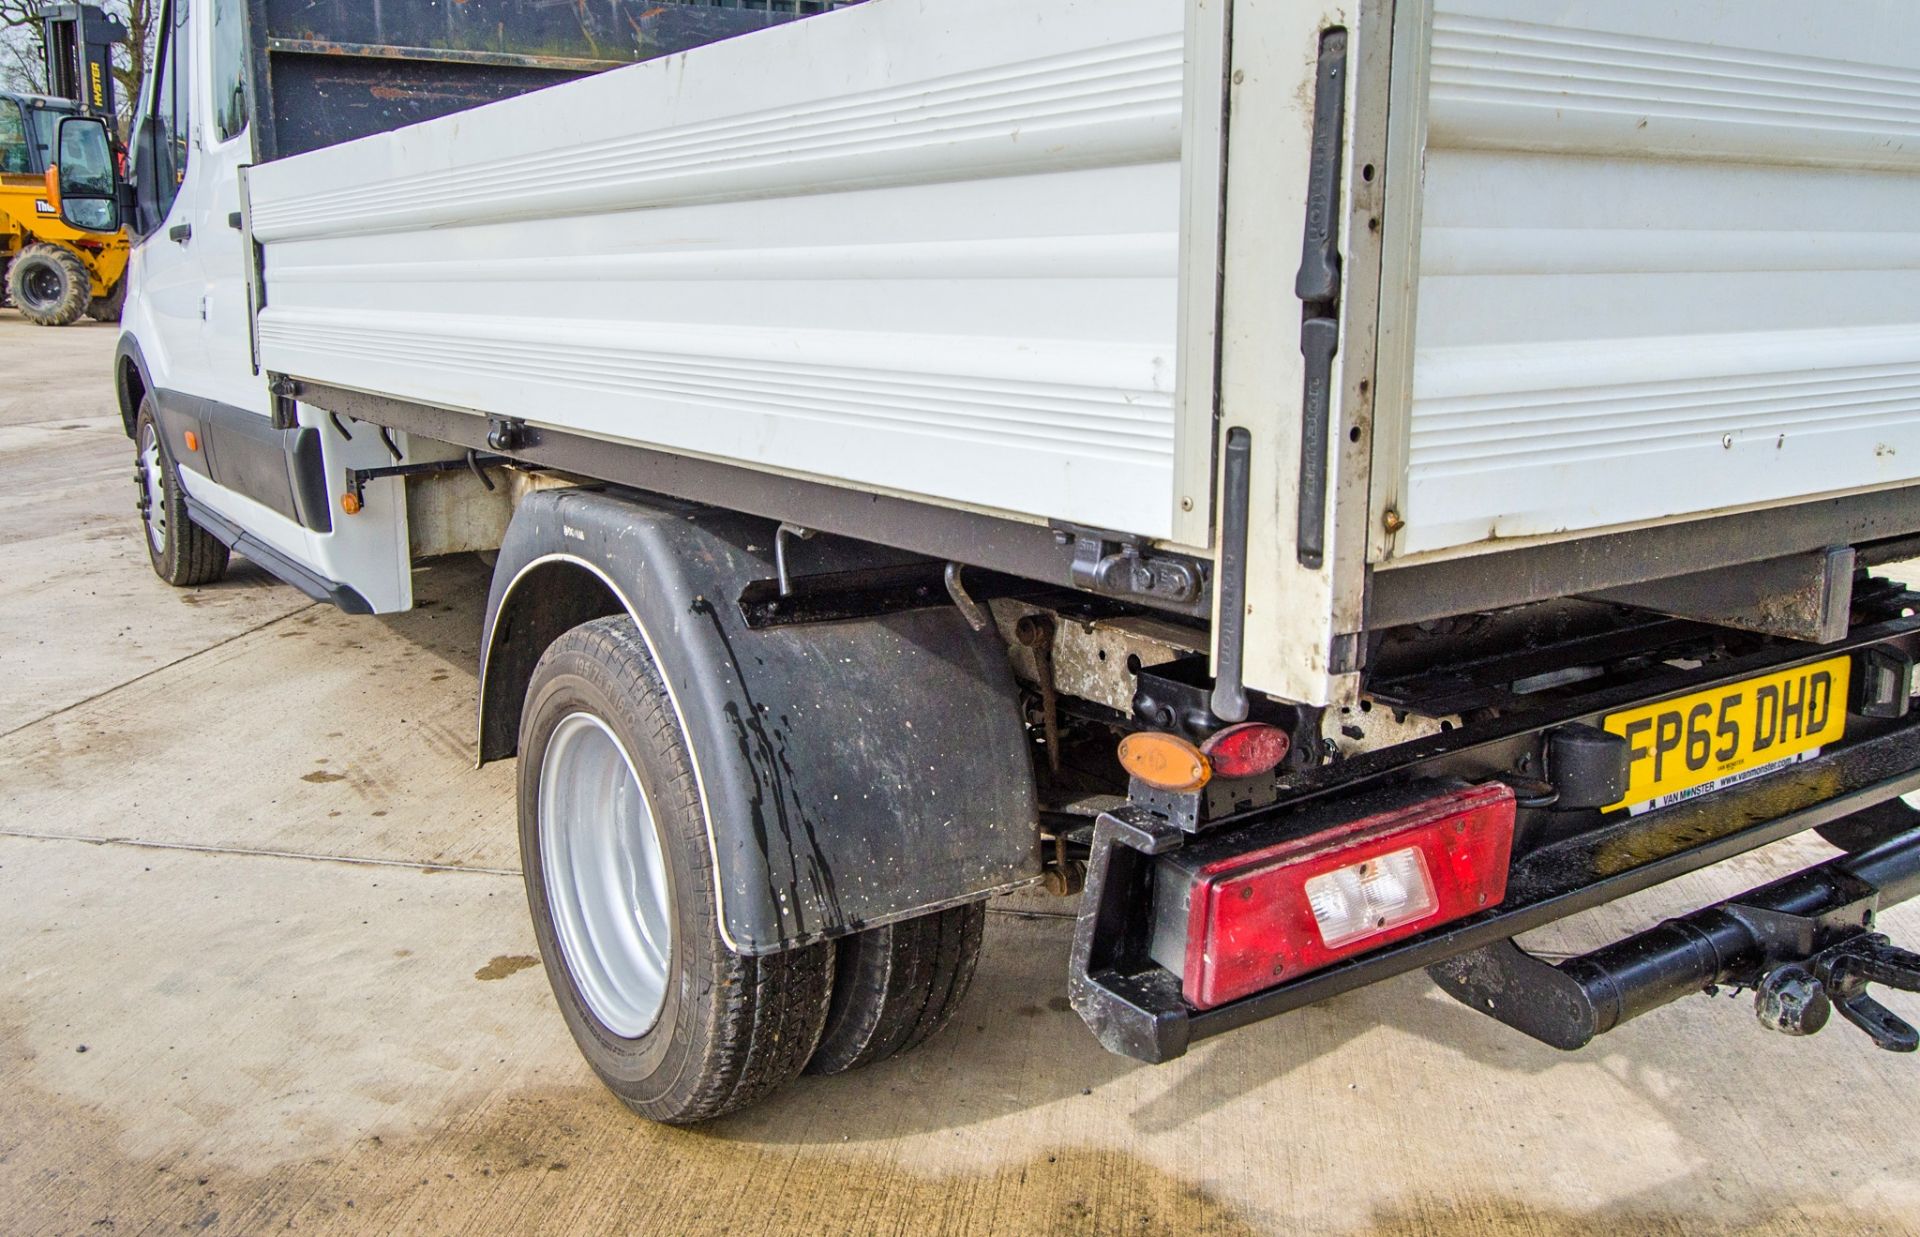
126 0 1920 706
1377 0 1920 561
247 0 1194 539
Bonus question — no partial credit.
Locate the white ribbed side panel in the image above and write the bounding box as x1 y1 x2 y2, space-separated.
249 0 1187 537
1394 0 1920 557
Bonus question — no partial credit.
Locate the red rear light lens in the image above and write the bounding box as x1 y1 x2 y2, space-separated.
1180 783 1516 1008
1201 722 1291 778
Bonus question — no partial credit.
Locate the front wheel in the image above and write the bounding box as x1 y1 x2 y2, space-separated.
519 616 835 1124
133 398 230 587
6 243 91 326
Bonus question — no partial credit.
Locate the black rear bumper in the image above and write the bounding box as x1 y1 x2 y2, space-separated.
1069 608 1920 1064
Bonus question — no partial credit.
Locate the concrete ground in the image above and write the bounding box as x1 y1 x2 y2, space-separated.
2 310 1918 1236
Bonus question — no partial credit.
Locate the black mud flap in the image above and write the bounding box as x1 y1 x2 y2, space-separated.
479 487 1041 955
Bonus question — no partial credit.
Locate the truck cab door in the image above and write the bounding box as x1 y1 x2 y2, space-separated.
125 0 412 614
125 0 203 396
193 0 262 414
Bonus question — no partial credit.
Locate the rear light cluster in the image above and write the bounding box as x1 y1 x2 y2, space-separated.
1151 783 1517 1009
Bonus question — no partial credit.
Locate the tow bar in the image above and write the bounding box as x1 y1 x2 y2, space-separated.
1430 817 1920 1052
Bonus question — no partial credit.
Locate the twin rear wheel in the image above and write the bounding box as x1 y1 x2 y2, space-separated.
518 617 986 1124
125 392 983 1121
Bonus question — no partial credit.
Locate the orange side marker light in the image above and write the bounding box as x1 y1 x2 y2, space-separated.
1117 732 1212 792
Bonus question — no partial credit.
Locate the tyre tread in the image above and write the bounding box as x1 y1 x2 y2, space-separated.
135 398 230 588
807 901 987 1075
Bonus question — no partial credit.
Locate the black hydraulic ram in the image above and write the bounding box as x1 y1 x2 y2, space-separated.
1430 815 1920 1052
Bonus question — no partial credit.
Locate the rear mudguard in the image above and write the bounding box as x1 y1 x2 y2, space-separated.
479 487 1041 954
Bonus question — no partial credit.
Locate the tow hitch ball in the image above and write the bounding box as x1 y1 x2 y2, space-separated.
1755 933 1920 1051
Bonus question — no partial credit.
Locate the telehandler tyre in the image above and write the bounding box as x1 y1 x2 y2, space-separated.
87 278 126 323
134 398 231 587
519 616 836 1124
6 243 90 326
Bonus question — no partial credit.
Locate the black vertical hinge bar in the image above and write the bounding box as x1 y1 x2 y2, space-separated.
1295 29 1348 305
1296 318 1339 569
238 164 267 378
1210 428 1253 723
1294 28 1347 571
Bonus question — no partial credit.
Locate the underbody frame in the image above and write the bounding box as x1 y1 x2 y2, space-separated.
1071 580 1920 1061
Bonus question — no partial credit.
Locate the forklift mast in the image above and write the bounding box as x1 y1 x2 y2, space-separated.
40 3 127 119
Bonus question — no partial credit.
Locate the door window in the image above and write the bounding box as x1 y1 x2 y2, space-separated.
211 0 248 143
150 0 192 219
0 99 28 174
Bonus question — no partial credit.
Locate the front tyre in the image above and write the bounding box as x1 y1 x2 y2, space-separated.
519 616 834 1124
133 398 230 587
6 243 91 326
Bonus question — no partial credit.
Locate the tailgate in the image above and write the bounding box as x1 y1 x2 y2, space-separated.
1372 0 1920 562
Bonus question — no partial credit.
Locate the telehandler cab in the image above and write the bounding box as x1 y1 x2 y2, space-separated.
0 4 128 325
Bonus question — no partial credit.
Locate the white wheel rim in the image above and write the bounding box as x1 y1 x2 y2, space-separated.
138 423 168 555
539 711 674 1038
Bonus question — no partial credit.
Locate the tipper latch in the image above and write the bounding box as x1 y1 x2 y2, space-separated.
1058 527 1203 606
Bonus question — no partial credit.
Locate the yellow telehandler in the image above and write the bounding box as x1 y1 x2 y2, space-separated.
1 6 129 325
1 88 129 325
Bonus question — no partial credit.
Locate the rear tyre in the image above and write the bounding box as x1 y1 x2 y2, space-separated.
134 398 230 587
86 279 126 323
519 616 835 1124
806 900 987 1076
6 243 91 326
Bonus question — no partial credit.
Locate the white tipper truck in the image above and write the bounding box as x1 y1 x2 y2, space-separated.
45 0 1920 1122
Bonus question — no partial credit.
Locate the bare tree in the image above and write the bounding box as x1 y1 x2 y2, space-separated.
0 1 49 96
0 2 154 135
112 0 155 132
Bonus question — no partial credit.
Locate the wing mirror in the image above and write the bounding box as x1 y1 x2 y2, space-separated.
51 115 121 233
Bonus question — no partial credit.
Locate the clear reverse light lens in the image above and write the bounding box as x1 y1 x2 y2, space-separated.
1302 846 1437 948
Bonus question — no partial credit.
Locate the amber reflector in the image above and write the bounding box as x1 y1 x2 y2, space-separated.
1118 732 1212 792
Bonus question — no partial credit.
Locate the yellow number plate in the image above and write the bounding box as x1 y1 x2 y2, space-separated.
1602 656 1851 814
